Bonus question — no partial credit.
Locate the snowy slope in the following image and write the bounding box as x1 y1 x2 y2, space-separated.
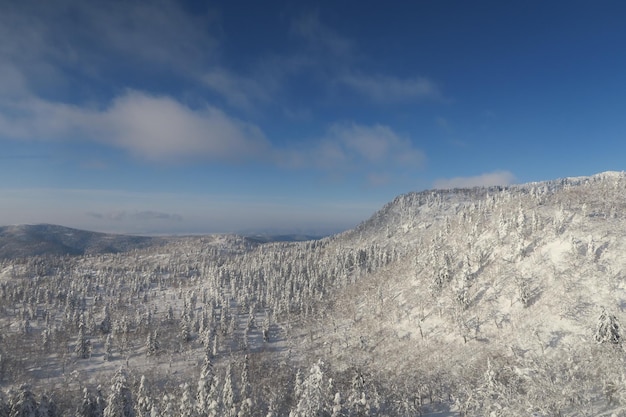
2 172 626 416
0 224 161 259
296 171 626 415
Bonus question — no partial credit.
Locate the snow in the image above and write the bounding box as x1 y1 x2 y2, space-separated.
2 171 626 415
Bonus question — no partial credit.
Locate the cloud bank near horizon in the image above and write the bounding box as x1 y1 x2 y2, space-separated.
433 171 516 189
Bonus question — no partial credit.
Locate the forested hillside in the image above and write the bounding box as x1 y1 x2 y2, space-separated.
1 172 626 416
0 225 161 259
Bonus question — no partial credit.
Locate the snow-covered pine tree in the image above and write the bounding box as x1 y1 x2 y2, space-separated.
100 305 112 334
178 383 196 417
196 356 215 417
104 334 113 361
180 320 192 344
237 355 253 417
221 363 237 417
346 371 372 417
37 392 56 417
166 306 174 323
41 328 51 353
75 318 92 359
78 388 96 417
134 376 152 417
212 332 219 358
145 331 159 357
9 384 38 417
94 386 106 417
330 393 344 417
262 313 271 343
159 395 174 417
103 368 135 417
289 360 330 417
595 308 620 344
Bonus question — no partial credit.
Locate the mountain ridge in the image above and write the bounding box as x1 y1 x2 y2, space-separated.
0 223 161 259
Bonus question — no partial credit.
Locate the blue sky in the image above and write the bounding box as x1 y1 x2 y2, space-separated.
1 1 625 235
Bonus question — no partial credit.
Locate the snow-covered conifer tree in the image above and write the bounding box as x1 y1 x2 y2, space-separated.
95 386 106 417
262 313 271 343
9 384 38 417
145 331 159 357
237 355 253 417
37 392 56 417
75 318 92 359
221 363 237 417
41 328 51 353
134 376 152 417
159 395 174 417
346 371 372 417
180 321 192 344
289 360 330 417
100 305 112 334
196 354 221 417
103 368 135 417
595 308 620 344
330 393 344 417
178 383 196 417
104 334 113 361
78 388 96 417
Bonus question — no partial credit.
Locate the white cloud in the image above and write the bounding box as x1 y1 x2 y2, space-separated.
326 123 425 168
0 91 269 163
101 92 268 161
433 170 516 189
277 122 425 183
341 73 444 102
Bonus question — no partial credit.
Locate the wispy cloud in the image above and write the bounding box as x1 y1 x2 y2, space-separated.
367 173 391 187
0 0 218 88
341 73 445 103
277 122 425 185
433 170 516 189
202 68 275 111
290 12 354 60
327 123 425 168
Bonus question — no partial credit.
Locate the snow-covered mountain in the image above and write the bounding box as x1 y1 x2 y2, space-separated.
298 170 626 415
1 171 626 416
0 224 161 259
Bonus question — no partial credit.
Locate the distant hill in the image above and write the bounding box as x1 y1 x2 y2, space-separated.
0 224 160 259
243 233 325 243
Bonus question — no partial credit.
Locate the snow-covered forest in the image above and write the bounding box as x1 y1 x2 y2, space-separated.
2 171 626 416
